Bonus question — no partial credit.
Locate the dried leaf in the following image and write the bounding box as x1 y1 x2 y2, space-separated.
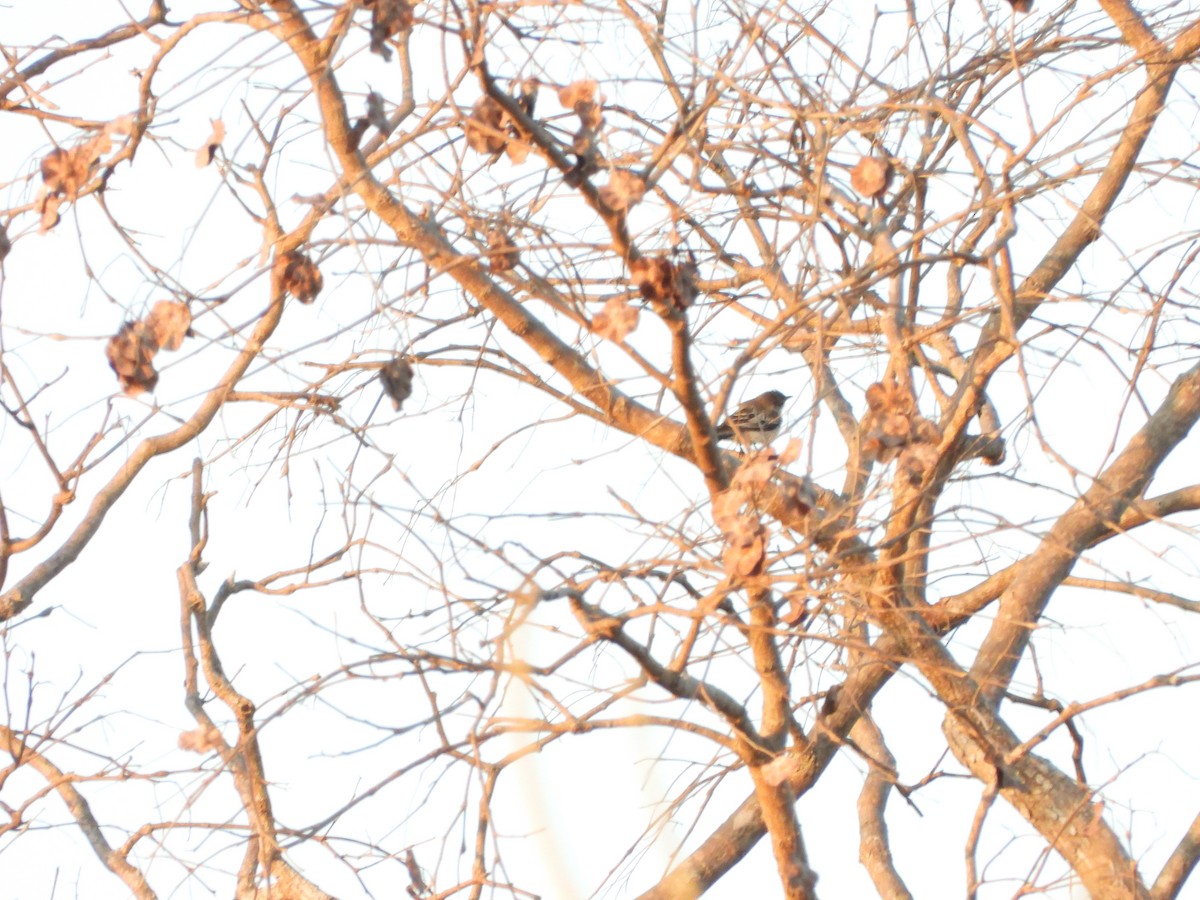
850 155 893 199
486 227 519 272
195 119 225 168
1005 0 1033 11
592 297 639 342
41 147 90 198
778 437 803 466
108 114 136 136
38 192 62 234
722 515 766 578
380 356 414 411
598 169 646 212
275 251 323 303
146 300 192 351
464 96 507 154
879 410 912 442
731 448 777 489
106 321 159 395
370 0 414 60
865 382 889 411
781 590 809 627
178 726 221 754
0 222 10 263
712 487 748 531
629 256 674 303
504 138 531 165
557 79 597 110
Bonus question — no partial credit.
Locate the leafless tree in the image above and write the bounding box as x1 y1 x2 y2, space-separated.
3 1 1200 898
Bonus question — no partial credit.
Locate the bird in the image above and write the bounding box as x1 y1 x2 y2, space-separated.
714 390 789 445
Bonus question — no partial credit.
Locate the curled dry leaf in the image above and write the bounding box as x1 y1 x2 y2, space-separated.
781 589 809 627
107 114 135 136
731 448 778 490
557 79 597 110
504 138 531 165
629 255 694 313
486 227 519 272
380 356 414 411
722 514 766 578
464 96 507 154
861 379 943 469
629 256 673 302
106 321 159 395
38 193 62 234
850 155 893 199
592 296 639 342
778 437 803 466
178 725 222 754
146 300 192 351
598 169 646 212
41 147 91 199
712 487 748 531
195 118 225 168
369 0 414 60
864 381 889 411
275 251 323 303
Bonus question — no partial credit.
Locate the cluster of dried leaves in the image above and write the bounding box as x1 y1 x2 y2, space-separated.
105 300 193 395
559 79 603 186
463 81 537 165
592 254 698 342
38 118 131 233
365 0 415 60
275 251 324 303
631 254 697 314
713 441 809 578
379 356 414 411
861 378 943 483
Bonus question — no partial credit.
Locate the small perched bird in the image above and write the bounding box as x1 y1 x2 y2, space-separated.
714 390 789 445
